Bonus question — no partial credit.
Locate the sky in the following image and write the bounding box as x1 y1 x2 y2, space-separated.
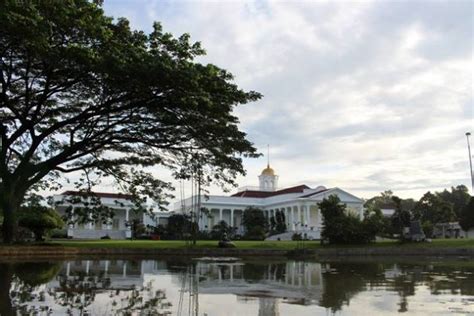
90 0 473 202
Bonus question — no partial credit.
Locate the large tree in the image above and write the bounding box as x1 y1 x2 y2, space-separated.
459 197 474 235
0 1 261 243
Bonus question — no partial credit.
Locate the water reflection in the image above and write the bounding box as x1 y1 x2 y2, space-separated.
0 257 473 315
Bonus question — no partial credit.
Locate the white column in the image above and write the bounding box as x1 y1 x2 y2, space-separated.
290 207 295 230
88 212 93 230
230 209 234 227
66 262 71 276
230 265 234 282
219 209 223 223
306 205 311 229
105 260 109 277
125 209 131 238
297 205 302 230
69 208 75 229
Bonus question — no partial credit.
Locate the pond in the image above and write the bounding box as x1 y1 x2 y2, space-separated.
0 256 473 315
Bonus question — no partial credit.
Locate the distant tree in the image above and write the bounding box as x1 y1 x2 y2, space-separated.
166 214 193 240
459 197 474 235
320 195 378 244
275 210 286 233
364 190 394 209
210 220 233 240
242 207 267 240
0 1 261 243
18 205 64 241
436 185 471 218
129 219 146 239
363 206 385 240
269 216 276 232
391 196 412 237
412 192 456 224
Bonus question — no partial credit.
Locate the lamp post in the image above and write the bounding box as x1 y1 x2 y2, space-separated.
466 132 474 192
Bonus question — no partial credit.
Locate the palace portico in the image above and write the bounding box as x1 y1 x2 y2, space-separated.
175 164 364 240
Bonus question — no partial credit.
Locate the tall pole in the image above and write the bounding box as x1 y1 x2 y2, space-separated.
466 132 474 193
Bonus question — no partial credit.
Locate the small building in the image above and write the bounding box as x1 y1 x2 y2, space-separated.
379 203 397 217
433 222 474 239
174 164 364 240
53 191 172 239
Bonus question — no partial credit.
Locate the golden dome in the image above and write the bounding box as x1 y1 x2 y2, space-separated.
261 164 275 176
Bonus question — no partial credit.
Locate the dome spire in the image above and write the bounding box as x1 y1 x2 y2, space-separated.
267 144 270 168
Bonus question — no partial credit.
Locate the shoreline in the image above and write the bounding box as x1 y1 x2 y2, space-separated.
1 245 473 260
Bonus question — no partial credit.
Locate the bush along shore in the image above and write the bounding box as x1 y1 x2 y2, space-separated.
0 239 473 259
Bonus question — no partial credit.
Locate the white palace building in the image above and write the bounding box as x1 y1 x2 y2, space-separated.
175 164 364 240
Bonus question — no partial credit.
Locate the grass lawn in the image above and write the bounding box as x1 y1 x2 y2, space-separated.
46 238 474 250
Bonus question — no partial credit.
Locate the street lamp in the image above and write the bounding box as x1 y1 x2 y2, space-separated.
466 132 474 192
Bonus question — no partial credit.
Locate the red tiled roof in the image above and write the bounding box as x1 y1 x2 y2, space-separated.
231 185 310 198
298 188 329 198
61 191 134 200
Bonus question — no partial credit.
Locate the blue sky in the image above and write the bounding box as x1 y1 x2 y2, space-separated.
94 0 473 200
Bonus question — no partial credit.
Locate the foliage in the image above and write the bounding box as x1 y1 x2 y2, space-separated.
320 195 379 244
242 207 267 240
436 185 471 218
268 210 286 235
0 0 261 243
242 226 266 241
210 220 234 240
275 210 287 233
459 197 474 233
364 190 395 209
129 219 146 239
291 233 302 241
166 214 190 240
391 196 412 237
412 192 456 225
17 205 64 241
422 220 434 238
363 206 385 240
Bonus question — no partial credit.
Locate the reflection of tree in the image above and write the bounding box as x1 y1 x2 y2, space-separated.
425 265 474 296
243 262 286 283
52 270 110 314
390 271 416 313
113 281 172 315
319 262 385 312
51 265 172 315
0 261 61 316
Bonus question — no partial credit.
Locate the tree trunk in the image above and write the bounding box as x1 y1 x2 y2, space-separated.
1 194 21 244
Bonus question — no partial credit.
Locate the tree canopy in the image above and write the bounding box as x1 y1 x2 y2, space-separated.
0 1 261 242
320 195 380 244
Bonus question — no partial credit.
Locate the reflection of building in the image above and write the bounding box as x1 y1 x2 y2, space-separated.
175 164 364 239
191 261 323 303
54 191 172 239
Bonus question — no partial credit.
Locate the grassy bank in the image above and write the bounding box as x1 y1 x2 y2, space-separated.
41 238 474 250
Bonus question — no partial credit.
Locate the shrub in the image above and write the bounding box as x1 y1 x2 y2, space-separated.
18 206 64 242
244 226 266 240
320 195 381 245
292 233 302 241
49 229 68 239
